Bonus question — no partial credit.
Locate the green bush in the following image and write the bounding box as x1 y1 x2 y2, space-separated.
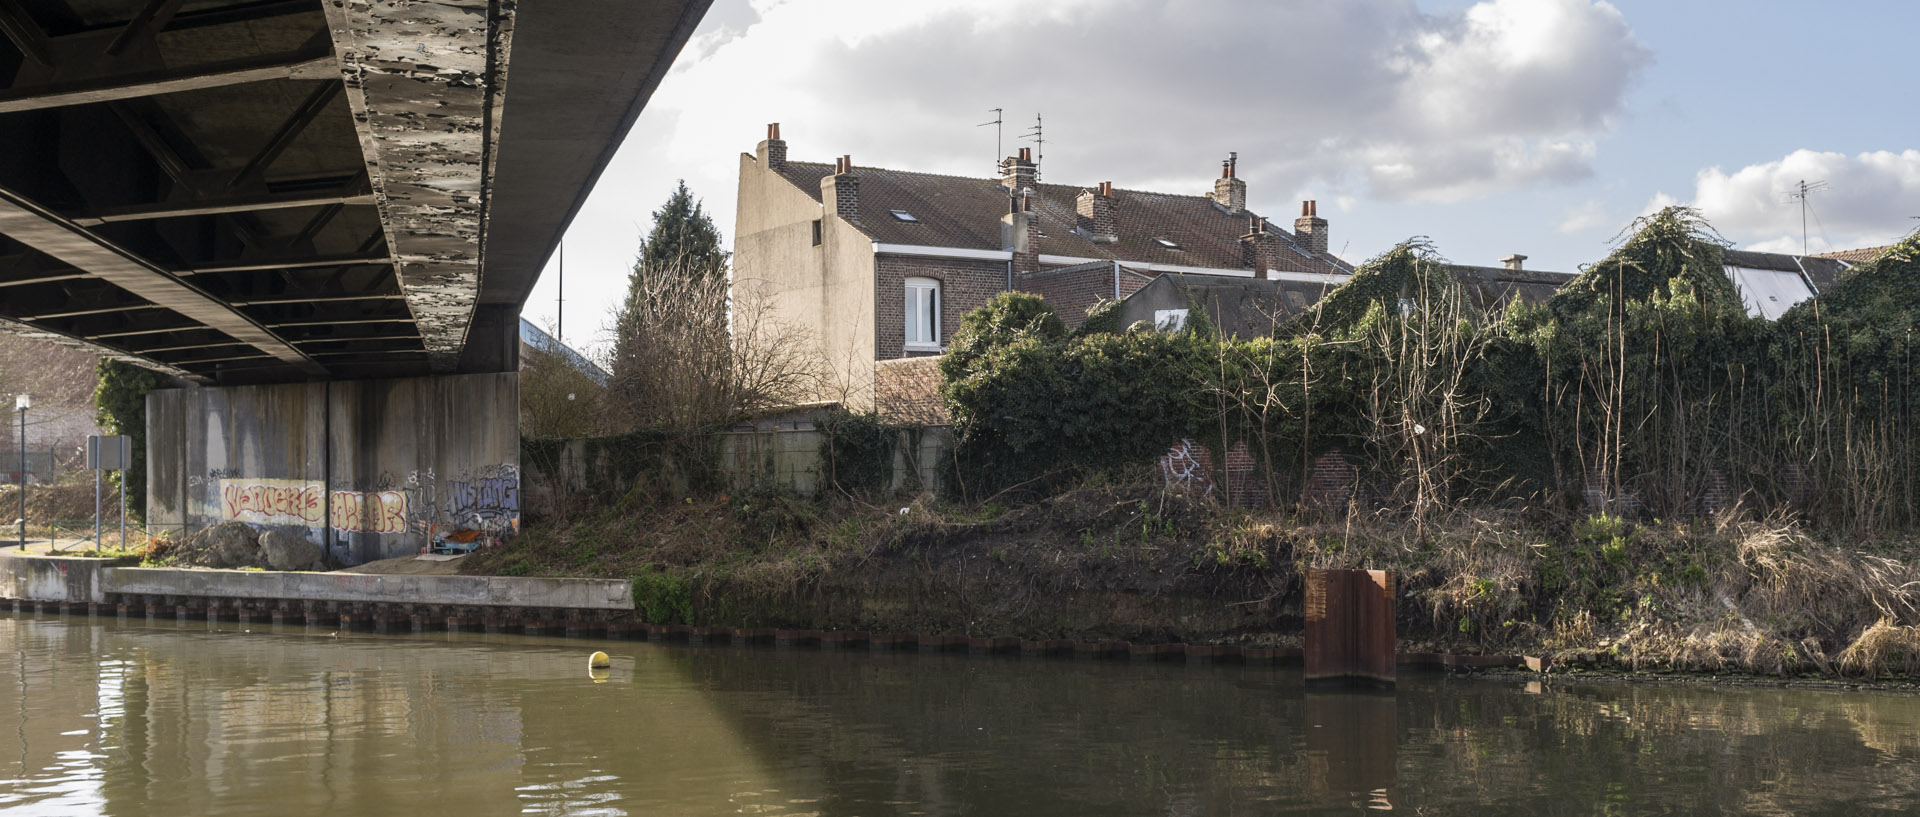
817 409 893 492
632 566 694 624
93 359 168 521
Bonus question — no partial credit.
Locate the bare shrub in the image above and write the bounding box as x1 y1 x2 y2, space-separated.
605 259 824 432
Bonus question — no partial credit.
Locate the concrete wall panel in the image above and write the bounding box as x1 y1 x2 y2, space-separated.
328 372 520 563
146 372 519 566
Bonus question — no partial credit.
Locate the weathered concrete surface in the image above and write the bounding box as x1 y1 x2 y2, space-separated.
328 372 519 564
0 550 121 603
146 382 329 544
324 0 513 370
101 567 631 610
148 372 519 565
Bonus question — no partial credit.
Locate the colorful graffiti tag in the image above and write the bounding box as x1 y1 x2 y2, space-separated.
445 465 518 532
329 490 409 534
219 479 325 526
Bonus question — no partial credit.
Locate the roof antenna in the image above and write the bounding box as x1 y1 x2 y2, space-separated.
978 108 1003 174
1784 179 1829 255
1021 113 1044 185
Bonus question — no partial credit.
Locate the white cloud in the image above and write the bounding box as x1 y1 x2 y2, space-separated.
527 0 1651 348
1684 149 1920 253
1558 199 1608 234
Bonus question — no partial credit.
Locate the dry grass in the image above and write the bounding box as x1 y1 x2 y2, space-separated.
1837 619 1920 679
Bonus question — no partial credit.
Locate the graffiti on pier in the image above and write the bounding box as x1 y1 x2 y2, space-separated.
329 490 409 534
220 479 325 526
1159 439 1213 496
445 465 518 532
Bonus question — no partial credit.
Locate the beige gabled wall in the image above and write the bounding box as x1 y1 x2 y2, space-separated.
733 150 877 408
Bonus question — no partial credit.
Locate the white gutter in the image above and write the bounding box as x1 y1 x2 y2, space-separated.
873 243 1012 262
872 245 1349 284
1263 269 1349 284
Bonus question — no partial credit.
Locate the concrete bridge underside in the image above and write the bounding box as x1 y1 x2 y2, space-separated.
0 0 709 384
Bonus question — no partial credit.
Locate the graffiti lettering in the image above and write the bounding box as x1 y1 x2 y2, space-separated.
219 479 325 526
446 476 517 530
329 490 409 534
1160 439 1214 496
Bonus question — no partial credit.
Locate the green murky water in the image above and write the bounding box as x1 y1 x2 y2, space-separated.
4 613 1920 815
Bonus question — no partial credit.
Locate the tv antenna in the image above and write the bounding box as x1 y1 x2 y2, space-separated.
556 240 565 343
1784 179 1828 255
978 108 1003 172
1021 113 1044 184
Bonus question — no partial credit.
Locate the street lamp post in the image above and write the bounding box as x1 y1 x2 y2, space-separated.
15 393 28 550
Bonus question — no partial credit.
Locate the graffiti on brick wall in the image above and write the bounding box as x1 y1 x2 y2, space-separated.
219 479 325 526
445 464 518 532
328 489 409 534
1160 439 1214 495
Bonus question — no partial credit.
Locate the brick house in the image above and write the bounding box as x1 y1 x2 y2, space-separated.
732 124 1354 412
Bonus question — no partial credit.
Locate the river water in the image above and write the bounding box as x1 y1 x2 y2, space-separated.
4 613 1920 815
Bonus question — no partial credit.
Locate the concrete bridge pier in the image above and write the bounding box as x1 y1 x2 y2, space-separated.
145 372 519 567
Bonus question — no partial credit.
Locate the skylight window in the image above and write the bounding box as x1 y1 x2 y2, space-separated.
1152 237 1181 250
890 209 918 222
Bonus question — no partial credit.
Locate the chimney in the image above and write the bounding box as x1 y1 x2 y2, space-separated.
1500 254 1527 271
1212 152 1246 214
756 122 786 170
821 155 858 223
1076 181 1118 245
1241 214 1282 276
1003 192 1039 274
1001 147 1036 195
1294 200 1328 256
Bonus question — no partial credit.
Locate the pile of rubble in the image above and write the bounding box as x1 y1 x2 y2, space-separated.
164 521 327 571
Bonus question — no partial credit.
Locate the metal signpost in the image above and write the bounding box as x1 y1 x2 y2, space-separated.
88 435 130 549
14 393 26 550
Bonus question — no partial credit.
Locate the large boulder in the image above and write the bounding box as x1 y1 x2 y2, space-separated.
181 521 261 568
260 530 325 571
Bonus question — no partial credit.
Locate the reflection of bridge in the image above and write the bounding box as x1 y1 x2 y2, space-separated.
0 0 710 563
0 0 708 382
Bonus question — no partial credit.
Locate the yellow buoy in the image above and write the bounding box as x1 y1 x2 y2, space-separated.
588 650 611 670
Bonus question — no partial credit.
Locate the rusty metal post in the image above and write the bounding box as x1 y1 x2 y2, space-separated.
1305 569 1396 687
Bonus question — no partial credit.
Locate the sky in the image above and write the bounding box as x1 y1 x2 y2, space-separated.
521 0 1920 353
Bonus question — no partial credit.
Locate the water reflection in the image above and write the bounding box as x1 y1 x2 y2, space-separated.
4 613 1920 815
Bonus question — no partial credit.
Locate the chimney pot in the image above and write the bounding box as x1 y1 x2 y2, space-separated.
1212 158 1248 213
1295 201 1329 256
1500 254 1528 271
1076 186 1118 244
758 124 788 170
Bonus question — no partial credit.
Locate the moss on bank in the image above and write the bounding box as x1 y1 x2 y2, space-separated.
467 479 1920 680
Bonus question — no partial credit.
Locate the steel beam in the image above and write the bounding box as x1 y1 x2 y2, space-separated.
179 253 388 275
0 46 335 113
22 303 159 321
267 317 410 328
232 292 402 306
0 272 91 288
0 184 324 374
0 2 54 69
77 188 373 225
227 82 342 188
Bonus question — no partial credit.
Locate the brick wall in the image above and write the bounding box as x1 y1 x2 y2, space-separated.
1017 263 1117 329
875 356 949 425
1300 451 1359 509
1157 438 1270 506
876 255 1007 360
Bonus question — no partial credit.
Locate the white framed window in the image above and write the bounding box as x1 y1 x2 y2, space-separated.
1154 308 1188 332
904 277 942 351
